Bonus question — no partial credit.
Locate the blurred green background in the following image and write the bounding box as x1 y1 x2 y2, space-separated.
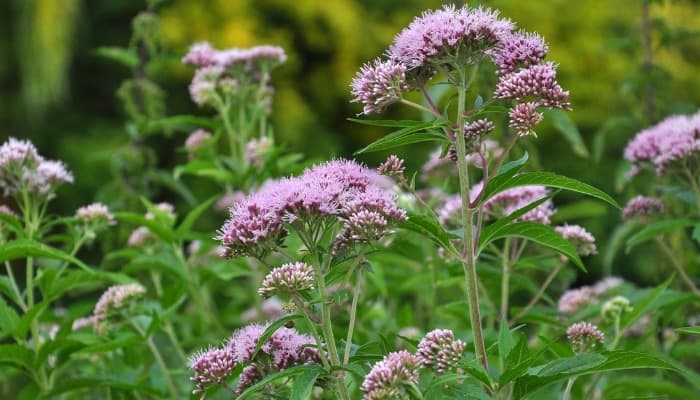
1 0 699 284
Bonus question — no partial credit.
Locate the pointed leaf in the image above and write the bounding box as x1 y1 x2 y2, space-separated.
626 218 697 253
289 366 323 400
543 109 589 158
354 120 448 155
0 239 91 272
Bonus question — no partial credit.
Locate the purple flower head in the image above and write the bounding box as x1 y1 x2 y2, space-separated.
245 136 273 169
127 226 154 247
235 364 263 395
184 129 212 155
0 137 42 171
93 283 146 328
351 59 408 115
334 210 390 253
494 62 570 109
218 159 405 258
555 224 597 256
622 195 664 221
214 45 287 69
416 329 466 374
75 203 115 226
188 65 223 107
557 286 595 313
377 155 406 182
388 5 514 72
24 160 74 197
464 118 496 138
182 42 217 67
624 111 700 176
227 323 268 363
566 322 605 353
263 326 320 370
509 102 544 137
491 31 548 75
189 346 237 394
258 262 315 298
0 205 17 217
361 350 421 400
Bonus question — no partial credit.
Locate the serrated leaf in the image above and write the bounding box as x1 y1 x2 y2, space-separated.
543 109 589 158
478 222 585 271
354 120 448 155
401 211 458 253
0 239 91 272
626 218 698 253
513 351 678 399
483 172 620 210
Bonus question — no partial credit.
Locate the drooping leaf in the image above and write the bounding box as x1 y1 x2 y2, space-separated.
289 365 323 400
237 365 324 400
94 46 138 69
620 277 672 330
478 222 585 271
513 351 678 399
0 239 91 272
354 120 448 155
401 211 458 254
483 172 620 210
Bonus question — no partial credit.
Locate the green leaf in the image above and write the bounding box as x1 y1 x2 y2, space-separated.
626 218 697 253
237 365 323 400
173 160 233 183
677 326 700 335
175 195 217 236
0 239 91 272
251 315 304 359
497 152 529 176
692 223 700 245
0 296 19 337
0 344 34 370
543 109 589 158
478 222 585 271
140 115 218 135
478 194 555 252
499 322 515 365
483 172 620 210
45 376 162 397
114 212 175 242
93 46 138 69
621 277 672 330
401 211 458 253
289 365 322 400
354 120 448 155
513 351 678 399
458 359 492 387
602 221 638 273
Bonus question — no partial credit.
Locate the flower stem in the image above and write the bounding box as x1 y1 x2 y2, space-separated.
129 319 179 399
292 296 331 370
500 238 511 322
654 236 700 296
512 262 563 322
454 69 488 370
343 266 363 364
563 377 576 400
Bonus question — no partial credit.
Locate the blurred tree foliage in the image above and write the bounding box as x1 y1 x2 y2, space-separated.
1 0 699 283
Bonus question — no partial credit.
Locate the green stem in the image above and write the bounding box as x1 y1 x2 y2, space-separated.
654 236 700 296
512 263 563 322
4 260 27 311
292 296 331 370
343 267 363 364
129 319 179 399
312 253 351 400
500 238 511 322
563 377 576 400
454 68 488 370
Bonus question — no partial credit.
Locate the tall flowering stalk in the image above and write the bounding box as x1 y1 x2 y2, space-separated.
351 4 570 370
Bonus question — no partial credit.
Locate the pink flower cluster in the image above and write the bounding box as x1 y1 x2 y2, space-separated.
624 111 700 176
566 322 605 353
182 42 287 69
75 203 116 226
555 224 597 256
189 322 320 395
90 283 146 332
258 262 315 298
351 60 409 115
416 329 466 374
361 350 420 400
184 129 212 156
557 277 624 313
621 195 664 221
491 31 549 75
0 137 73 199
388 5 513 70
494 62 570 110
217 159 406 258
